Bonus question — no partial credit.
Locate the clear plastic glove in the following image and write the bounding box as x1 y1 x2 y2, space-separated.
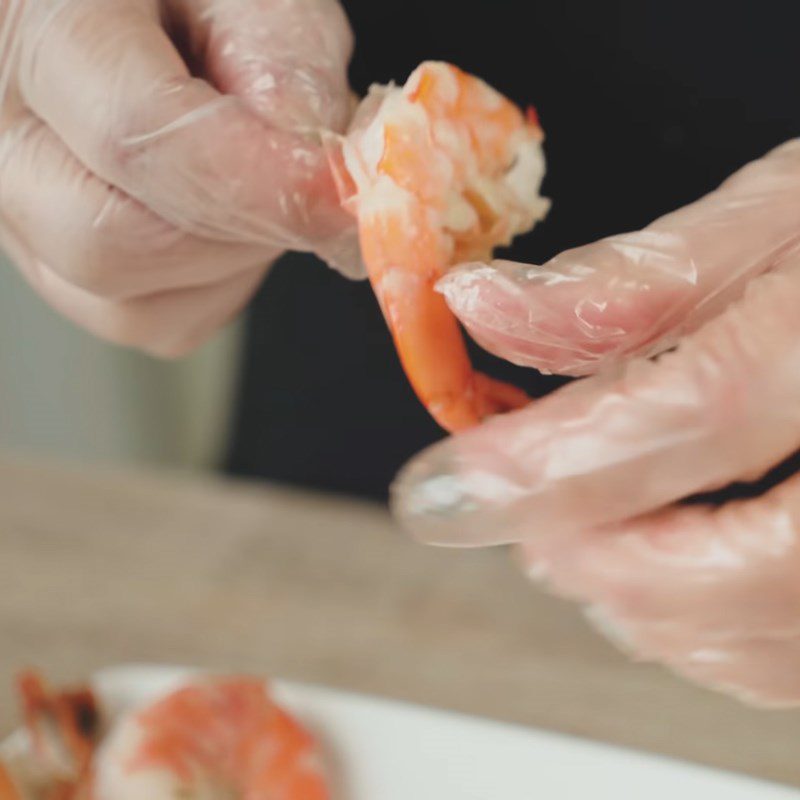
0 0 359 356
393 139 800 707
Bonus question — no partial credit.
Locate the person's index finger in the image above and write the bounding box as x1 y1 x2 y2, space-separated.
440 138 800 377
17 0 351 250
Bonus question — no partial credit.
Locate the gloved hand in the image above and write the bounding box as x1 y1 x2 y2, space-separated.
393 139 800 707
0 0 358 356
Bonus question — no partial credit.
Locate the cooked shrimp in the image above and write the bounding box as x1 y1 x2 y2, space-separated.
93 676 328 800
1 671 100 800
335 61 549 432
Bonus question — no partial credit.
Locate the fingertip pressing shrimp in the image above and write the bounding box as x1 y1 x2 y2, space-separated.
94 676 327 800
335 62 549 432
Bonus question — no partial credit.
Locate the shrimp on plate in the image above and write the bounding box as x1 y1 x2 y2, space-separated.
332 61 550 432
0 671 100 800
94 676 327 800
1 672 328 800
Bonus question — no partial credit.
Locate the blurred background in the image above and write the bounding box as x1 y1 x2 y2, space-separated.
0 251 238 472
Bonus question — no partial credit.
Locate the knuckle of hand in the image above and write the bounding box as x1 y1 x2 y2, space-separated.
70 196 186 298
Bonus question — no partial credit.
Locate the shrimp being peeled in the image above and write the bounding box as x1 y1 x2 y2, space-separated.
334 61 549 432
2 672 328 800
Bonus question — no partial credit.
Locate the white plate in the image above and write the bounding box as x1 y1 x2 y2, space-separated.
4 664 798 799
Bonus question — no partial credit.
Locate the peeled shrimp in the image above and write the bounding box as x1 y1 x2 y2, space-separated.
334 61 549 432
94 676 327 800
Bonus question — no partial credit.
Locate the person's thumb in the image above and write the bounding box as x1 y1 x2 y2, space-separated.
188 0 355 133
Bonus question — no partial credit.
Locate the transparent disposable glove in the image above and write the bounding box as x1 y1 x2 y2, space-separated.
393 139 800 707
0 0 359 356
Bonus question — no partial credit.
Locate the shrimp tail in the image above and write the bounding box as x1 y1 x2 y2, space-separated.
473 373 530 416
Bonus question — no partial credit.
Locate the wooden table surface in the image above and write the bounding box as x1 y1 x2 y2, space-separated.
0 455 798 789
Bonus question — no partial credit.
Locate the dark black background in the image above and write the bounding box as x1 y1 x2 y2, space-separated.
225 0 800 501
